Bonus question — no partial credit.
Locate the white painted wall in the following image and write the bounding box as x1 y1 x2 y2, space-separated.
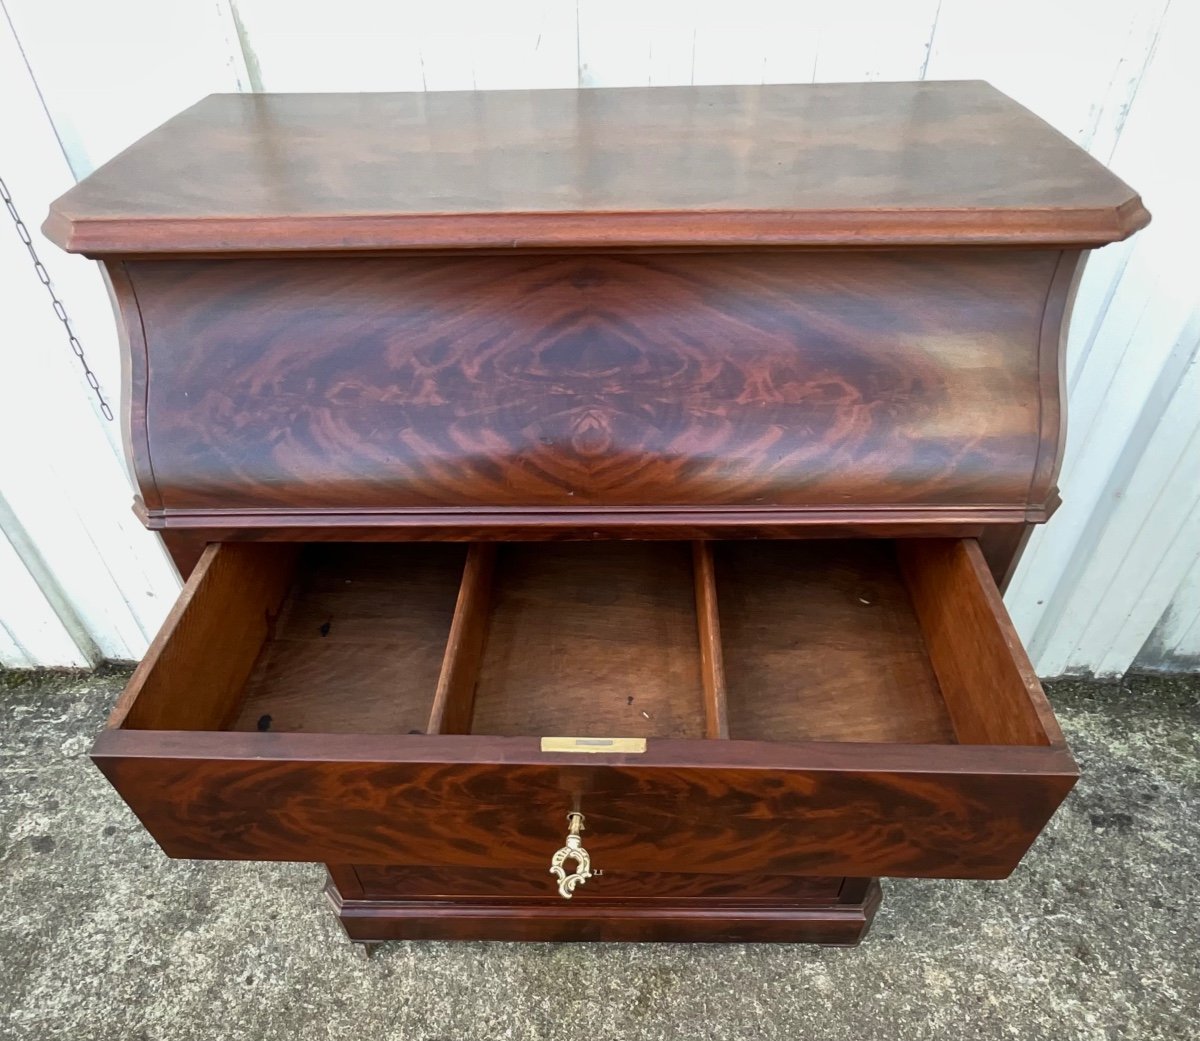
1 0 1196 676
1137 553 1200 673
1 3 188 666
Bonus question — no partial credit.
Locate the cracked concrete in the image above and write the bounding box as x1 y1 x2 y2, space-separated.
2 667 1197 1040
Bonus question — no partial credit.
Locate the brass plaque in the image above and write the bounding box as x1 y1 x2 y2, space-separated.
540 736 647 754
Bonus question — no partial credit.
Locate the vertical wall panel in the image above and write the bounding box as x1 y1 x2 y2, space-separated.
1003 0 1200 676
3 0 248 176
924 0 1170 148
1136 555 1200 672
232 1 577 93
1037 332 1200 676
577 2 939 89
1 3 185 664
0 527 90 668
578 0 698 87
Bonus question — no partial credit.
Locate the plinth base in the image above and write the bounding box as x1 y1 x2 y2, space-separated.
324 870 881 947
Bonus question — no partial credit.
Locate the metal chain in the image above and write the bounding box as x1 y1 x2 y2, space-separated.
0 175 113 421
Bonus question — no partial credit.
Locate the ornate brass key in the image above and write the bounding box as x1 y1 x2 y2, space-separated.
549 812 594 899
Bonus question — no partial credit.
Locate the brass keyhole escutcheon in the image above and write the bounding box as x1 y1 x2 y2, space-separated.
549 812 594 900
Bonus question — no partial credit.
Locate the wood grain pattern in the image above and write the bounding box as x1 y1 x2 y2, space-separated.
977 522 1038 592
120 249 1066 527
159 532 210 581
692 542 729 740
62 81 1131 947
1031 250 1087 510
349 864 843 903
324 863 365 901
105 262 159 512
124 537 1058 748
468 543 705 739
716 541 955 744
151 517 992 544
109 542 298 731
92 729 1077 879
327 876 882 945
328 882 881 945
44 83 1147 254
96 537 1076 882
230 544 464 734
426 544 495 736
898 540 1065 747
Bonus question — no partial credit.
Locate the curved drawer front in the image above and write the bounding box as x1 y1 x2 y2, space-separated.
93 537 1076 883
114 248 1077 526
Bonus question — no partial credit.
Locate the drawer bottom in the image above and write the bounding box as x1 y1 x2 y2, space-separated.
326 867 880 946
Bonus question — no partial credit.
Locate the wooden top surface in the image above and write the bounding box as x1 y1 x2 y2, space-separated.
45 81 1147 254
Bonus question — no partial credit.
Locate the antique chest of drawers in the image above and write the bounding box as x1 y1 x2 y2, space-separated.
45 81 1148 948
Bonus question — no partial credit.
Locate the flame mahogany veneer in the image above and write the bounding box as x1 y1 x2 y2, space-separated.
47 81 1147 947
111 248 1073 523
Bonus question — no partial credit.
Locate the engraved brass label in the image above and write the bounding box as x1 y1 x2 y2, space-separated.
540 736 647 754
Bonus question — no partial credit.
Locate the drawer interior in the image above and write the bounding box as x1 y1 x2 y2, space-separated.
469 543 705 739
232 544 464 736
114 538 1058 750
717 542 955 744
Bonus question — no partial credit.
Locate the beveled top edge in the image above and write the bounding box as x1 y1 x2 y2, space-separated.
45 201 1150 255
45 81 1149 255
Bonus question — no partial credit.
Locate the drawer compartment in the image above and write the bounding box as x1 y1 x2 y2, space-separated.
93 538 1076 880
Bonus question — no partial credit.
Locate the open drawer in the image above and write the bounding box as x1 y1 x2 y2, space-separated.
93 538 1077 880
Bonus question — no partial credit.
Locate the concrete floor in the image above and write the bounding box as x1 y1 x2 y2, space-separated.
1 667 1197 1041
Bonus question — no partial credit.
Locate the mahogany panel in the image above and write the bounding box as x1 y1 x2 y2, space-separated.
106 262 159 513
468 543 705 739
977 522 1037 591
898 539 1064 747
45 83 1146 254
330 890 880 946
1031 251 1087 508
349 864 843 903
109 542 297 732
120 249 1065 525
716 541 955 744
692 542 730 740
325 863 365 901
149 515 993 543
160 532 209 581
92 729 1076 880
426 544 496 736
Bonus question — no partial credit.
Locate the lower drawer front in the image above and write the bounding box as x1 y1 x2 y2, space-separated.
94 538 1077 883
